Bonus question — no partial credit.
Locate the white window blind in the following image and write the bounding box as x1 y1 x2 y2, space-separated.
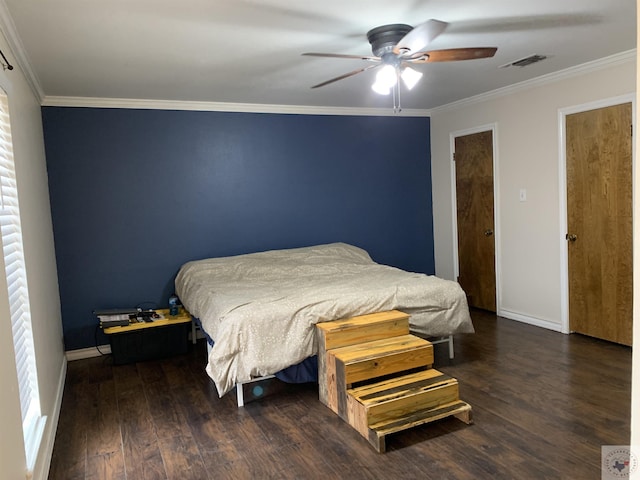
0 91 44 471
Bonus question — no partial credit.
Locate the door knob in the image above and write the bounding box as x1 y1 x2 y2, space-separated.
566 233 577 242
484 229 493 237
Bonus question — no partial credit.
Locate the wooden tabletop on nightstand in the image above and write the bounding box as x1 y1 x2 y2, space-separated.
103 308 192 334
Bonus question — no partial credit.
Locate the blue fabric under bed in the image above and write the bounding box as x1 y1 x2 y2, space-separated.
193 317 318 384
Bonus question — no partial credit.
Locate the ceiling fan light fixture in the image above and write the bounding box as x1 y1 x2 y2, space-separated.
302 19 496 111
375 64 398 89
371 81 391 95
401 67 423 90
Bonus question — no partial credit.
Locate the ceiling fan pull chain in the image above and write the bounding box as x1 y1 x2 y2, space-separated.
394 71 402 113
392 82 397 112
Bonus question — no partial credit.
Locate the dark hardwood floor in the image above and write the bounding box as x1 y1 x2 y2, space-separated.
48 310 631 480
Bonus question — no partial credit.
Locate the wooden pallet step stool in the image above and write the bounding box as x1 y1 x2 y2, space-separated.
316 310 472 452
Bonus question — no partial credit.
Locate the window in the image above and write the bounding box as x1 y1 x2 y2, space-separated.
0 90 45 470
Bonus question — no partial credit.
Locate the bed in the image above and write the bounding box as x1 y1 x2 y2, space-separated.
175 242 473 399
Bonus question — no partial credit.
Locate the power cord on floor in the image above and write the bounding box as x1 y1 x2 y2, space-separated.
94 323 110 356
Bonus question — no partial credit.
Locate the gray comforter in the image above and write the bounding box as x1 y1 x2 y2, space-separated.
175 243 473 396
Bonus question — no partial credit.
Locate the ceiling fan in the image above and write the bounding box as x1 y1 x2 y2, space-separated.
303 19 497 109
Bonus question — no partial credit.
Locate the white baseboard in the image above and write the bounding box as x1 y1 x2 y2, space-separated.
65 344 111 361
32 355 67 480
65 329 205 361
498 309 564 333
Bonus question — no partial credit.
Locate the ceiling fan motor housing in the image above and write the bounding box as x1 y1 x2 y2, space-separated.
366 24 413 56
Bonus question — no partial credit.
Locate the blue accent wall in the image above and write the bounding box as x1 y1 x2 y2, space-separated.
42 107 433 350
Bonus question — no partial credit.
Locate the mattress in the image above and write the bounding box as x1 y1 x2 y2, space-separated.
175 242 473 396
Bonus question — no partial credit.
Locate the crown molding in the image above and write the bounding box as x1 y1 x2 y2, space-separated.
43 49 635 117
41 95 432 117
0 0 430 117
0 0 44 102
6 0 631 120
430 49 637 115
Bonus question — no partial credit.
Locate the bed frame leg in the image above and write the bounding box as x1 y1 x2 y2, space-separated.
204 340 270 408
448 335 454 359
236 383 245 407
234 375 276 407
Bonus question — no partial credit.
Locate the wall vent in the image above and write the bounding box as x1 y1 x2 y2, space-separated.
499 54 547 68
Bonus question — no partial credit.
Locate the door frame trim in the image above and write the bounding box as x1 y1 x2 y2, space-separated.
558 93 635 335
449 123 501 312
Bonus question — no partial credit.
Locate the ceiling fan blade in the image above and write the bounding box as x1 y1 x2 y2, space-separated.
408 47 498 63
302 52 380 62
393 19 448 55
310 64 380 89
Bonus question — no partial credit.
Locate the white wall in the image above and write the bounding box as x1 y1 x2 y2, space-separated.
431 55 636 331
0 28 65 480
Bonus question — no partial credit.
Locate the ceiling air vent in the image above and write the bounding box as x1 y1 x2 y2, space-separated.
500 54 547 68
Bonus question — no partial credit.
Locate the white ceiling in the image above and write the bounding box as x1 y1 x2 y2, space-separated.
2 0 636 111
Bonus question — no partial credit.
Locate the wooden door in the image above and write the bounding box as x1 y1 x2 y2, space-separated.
455 130 496 311
566 102 632 346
